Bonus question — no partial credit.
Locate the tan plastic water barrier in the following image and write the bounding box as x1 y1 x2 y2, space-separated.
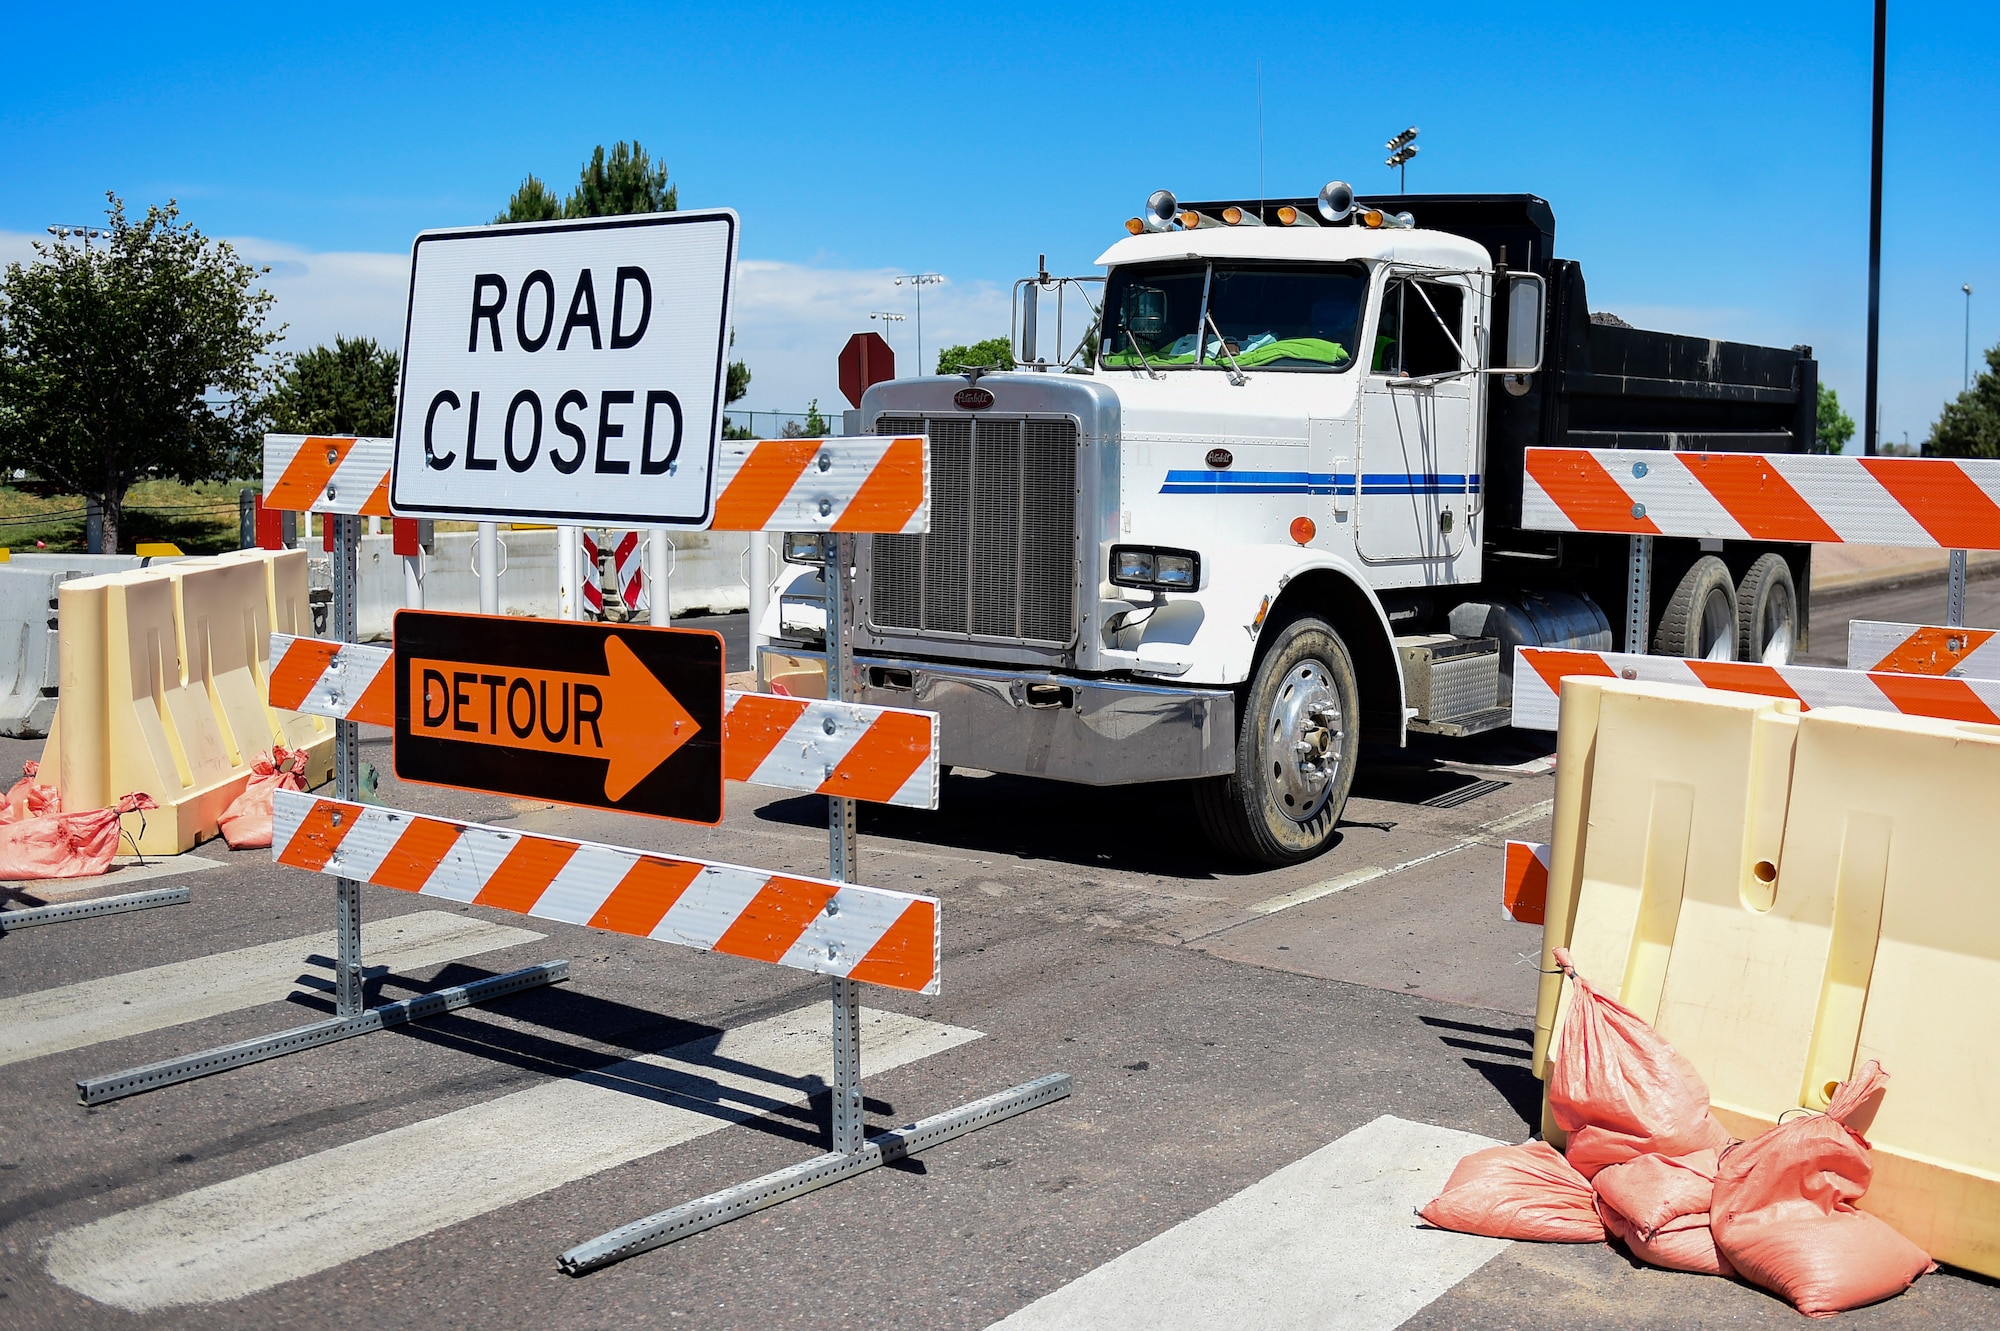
39 548 333 855
1535 676 2000 1278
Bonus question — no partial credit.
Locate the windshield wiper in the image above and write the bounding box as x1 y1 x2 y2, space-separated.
1120 326 1163 380
1205 311 1247 385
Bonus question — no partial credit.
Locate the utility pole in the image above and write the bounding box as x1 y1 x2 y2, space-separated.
893 274 943 375
1864 0 1886 457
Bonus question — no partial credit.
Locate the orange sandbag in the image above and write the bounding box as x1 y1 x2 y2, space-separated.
1547 948 1732 1178
0 792 157 880
1598 1194 1733 1277
1592 1149 1720 1237
1712 1062 1935 1317
1 760 60 824
1419 1140 1605 1243
216 746 309 850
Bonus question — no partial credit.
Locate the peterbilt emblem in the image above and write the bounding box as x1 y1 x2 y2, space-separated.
954 387 995 411
1206 448 1233 469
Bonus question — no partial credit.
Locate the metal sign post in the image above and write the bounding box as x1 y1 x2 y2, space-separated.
77 510 569 1107
555 453 1069 1277
828 531 865 1154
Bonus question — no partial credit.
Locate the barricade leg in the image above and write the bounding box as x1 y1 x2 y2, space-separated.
1948 549 1968 627
1 886 190 931
78 514 568 1106
1625 534 1652 653
559 530 1069 1275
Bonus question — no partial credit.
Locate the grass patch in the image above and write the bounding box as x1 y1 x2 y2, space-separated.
0 479 253 554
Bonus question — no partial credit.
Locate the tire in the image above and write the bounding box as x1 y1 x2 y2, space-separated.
1653 556 1737 661
1736 552 1798 665
1193 616 1360 866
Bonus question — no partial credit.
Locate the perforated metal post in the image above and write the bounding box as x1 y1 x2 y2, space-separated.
1625 535 1653 654
331 512 365 1016
1948 549 1968 628
826 531 864 1155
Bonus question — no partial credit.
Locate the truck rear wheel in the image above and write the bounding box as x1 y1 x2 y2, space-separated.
1193 616 1360 866
1736 552 1798 665
1653 556 1737 660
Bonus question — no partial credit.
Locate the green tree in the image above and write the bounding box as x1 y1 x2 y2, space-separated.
935 336 1014 375
498 144 748 422
267 335 399 437
1925 343 2000 459
1815 383 1856 455
0 195 281 552
567 141 676 218
493 173 565 224
781 399 833 438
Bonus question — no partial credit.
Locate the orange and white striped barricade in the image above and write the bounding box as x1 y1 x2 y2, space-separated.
272 791 943 991
263 434 396 518
1502 841 1551 925
1510 645 2000 731
707 435 927 533
265 634 943 810
1520 447 2000 643
1846 621 2000 678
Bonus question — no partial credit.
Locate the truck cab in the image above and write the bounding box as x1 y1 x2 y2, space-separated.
764 186 1817 865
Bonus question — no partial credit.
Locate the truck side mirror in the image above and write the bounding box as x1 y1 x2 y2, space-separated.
1496 272 1546 373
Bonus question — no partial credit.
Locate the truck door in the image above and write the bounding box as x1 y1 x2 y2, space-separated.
1355 273 1477 565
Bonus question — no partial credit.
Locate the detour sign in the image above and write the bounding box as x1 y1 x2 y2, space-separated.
392 610 723 824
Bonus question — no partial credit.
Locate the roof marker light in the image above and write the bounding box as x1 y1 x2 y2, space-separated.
1275 205 1319 227
1126 217 1145 235
1178 210 1224 229
1221 206 1263 227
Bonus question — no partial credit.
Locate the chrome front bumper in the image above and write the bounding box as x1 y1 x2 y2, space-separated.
759 648 1237 787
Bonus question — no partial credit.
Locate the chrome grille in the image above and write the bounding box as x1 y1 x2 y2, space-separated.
871 414 1077 645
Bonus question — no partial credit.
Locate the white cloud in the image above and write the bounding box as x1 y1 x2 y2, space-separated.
1 231 1020 430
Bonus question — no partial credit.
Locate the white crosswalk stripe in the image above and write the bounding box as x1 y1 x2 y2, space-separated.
0 910 543 1068
988 1116 1508 1331
45 1004 980 1312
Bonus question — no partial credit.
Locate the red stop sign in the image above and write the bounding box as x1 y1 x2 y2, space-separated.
838 332 896 409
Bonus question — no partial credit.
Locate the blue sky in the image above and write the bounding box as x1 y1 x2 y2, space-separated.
3 2 1995 446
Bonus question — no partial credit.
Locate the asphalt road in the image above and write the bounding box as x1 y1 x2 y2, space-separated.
0 586 1995 1329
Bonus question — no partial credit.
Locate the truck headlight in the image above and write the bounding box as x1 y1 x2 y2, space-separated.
782 532 827 565
1110 544 1201 591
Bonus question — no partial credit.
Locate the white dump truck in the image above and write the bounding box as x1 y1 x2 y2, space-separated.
764 185 1819 864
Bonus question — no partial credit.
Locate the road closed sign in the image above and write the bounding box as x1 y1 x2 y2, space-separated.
390 211 737 528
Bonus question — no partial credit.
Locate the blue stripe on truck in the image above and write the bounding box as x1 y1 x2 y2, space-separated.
1158 470 1481 496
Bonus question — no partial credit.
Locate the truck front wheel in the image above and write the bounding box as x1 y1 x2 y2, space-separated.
1194 616 1360 866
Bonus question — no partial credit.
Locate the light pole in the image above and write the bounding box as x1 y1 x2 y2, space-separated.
869 311 905 372
893 274 943 375
1385 127 1419 192
1864 0 1886 456
1966 284 1976 391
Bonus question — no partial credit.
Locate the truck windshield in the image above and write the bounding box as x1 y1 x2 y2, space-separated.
1101 262 1207 369
1099 261 1366 373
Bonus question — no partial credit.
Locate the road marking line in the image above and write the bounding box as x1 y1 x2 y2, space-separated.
987 1115 1506 1331
45 1005 978 1312
1241 799 1556 918
0 911 543 1068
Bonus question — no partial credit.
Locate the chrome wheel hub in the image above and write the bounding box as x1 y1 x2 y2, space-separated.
1268 660 1342 823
